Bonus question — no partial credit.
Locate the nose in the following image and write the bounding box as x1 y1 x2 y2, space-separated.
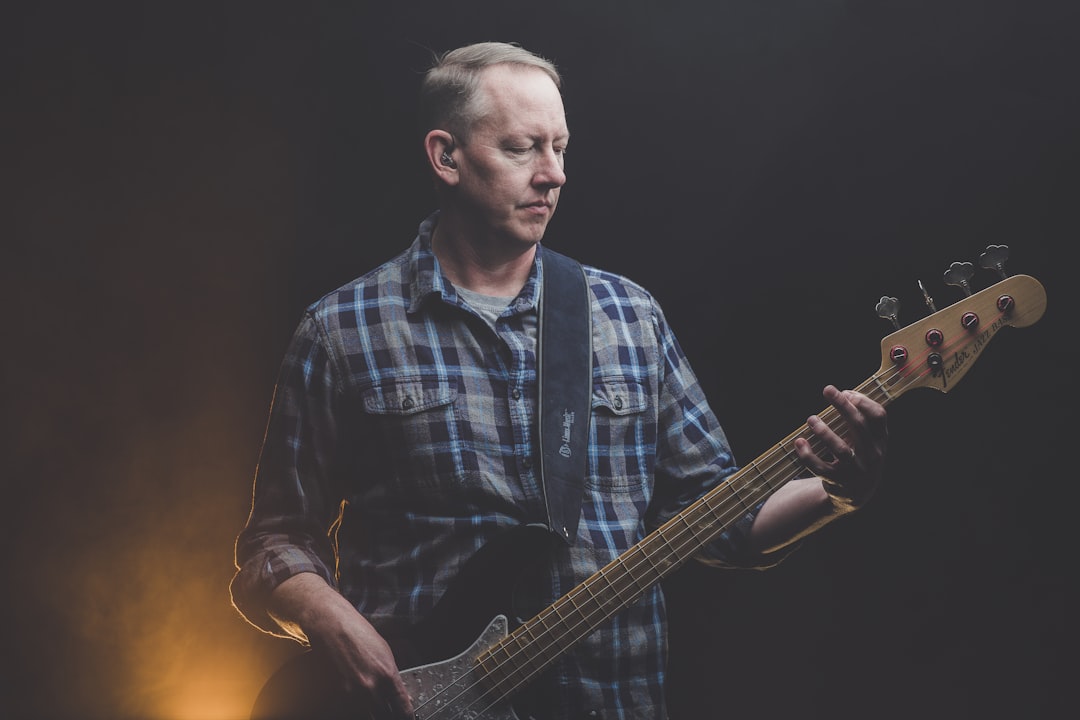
533 147 566 189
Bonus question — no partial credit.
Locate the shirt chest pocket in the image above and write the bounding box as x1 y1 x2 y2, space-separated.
358 376 468 491
589 376 654 494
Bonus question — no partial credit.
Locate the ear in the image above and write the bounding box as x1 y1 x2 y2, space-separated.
424 130 459 185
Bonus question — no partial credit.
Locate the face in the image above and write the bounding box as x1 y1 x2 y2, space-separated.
449 65 569 248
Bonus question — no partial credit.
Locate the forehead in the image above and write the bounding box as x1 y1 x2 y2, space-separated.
471 65 568 138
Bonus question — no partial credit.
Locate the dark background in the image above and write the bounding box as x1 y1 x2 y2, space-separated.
5 2 1075 719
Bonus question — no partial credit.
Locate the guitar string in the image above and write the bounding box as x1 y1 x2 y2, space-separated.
416 303 1010 719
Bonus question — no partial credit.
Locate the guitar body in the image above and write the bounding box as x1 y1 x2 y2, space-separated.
400 615 520 720
252 524 556 720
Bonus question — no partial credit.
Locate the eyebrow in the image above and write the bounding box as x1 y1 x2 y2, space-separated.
512 132 570 144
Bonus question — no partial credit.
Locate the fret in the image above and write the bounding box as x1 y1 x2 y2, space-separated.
675 506 711 549
478 644 522 689
581 572 619 608
557 587 591 634
524 607 569 661
731 465 759 510
502 626 540 678
700 493 727 526
571 575 608 621
648 525 688 575
559 583 603 640
601 565 637 606
637 537 675 579
775 439 804 473
613 548 652 595
513 634 559 674
578 574 613 621
759 448 799 487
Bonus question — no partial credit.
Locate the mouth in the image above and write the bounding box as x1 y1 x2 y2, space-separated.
522 200 554 214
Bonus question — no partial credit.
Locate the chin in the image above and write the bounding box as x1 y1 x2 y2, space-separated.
500 227 546 248
520 220 553 245
520 232 547 247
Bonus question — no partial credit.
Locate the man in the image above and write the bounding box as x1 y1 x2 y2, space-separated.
231 42 887 720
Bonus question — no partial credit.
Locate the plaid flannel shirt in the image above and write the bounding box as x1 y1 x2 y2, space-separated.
232 213 778 719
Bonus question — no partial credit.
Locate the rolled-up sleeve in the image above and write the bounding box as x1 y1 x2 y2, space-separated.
230 313 345 634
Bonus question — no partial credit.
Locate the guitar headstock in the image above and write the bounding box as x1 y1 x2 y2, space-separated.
874 272 1046 399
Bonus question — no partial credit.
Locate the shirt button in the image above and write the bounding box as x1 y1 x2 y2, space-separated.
522 456 533 469
512 389 521 400
401 396 415 410
613 396 623 410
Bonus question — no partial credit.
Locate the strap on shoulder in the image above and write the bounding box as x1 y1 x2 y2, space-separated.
537 246 592 545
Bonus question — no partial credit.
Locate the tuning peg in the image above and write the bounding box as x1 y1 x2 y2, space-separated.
876 295 901 330
943 261 976 297
978 244 1010 279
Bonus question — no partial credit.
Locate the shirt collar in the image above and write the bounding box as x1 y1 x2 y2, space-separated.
406 211 544 316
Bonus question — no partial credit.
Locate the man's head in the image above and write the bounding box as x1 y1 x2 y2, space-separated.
420 42 562 143
422 43 569 250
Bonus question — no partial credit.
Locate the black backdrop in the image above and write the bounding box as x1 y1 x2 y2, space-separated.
5 2 1076 719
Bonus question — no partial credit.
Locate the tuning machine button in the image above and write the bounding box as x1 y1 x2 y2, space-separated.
944 261 976 297
979 244 1010 279
876 296 901 330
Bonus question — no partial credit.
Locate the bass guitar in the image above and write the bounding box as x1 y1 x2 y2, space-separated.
254 252 1046 720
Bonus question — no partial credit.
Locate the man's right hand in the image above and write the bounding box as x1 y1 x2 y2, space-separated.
267 573 415 719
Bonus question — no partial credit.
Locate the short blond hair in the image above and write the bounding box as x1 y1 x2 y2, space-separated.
419 42 562 141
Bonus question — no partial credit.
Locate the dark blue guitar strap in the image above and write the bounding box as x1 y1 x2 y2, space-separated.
537 246 592 546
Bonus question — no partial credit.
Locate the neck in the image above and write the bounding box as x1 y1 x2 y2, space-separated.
431 220 537 297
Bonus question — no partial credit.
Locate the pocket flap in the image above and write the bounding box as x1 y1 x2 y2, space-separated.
592 378 647 415
361 376 458 415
